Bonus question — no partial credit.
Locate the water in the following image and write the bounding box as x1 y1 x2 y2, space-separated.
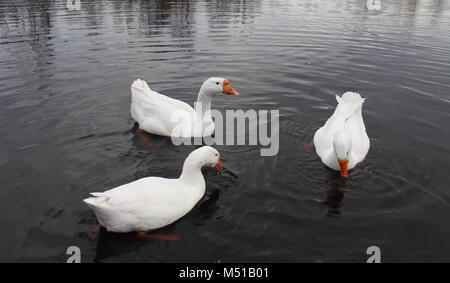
1 0 449 262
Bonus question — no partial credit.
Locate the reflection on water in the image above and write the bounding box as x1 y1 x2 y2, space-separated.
325 186 344 217
1 0 450 262
324 172 347 217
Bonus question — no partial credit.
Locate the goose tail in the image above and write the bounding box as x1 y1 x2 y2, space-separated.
83 192 110 208
342 91 364 103
336 92 365 119
131 79 152 97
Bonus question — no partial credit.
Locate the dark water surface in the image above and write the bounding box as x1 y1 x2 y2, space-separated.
1 0 449 262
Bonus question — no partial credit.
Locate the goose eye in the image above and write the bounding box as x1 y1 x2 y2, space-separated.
215 153 218 157
216 82 219 85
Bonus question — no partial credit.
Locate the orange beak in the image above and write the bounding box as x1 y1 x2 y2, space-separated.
215 159 223 171
338 159 349 178
222 79 239 96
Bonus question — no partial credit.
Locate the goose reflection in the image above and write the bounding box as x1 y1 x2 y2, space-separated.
323 169 346 217
92 186 223 262
93 223 179 262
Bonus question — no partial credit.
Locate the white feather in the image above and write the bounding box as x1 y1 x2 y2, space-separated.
313 92 370 172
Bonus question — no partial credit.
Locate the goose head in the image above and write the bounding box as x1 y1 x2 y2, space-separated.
187 146 222 171
200 77 240 97
333 130 352 178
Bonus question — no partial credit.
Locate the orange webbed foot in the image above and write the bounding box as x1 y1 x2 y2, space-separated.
137 232 181 241
135 128 151 149
94 224 101 235
299 140 314 151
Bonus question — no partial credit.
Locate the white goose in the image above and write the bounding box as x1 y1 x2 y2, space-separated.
313 92 370 177
83 146 222 233
130 78 239 138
